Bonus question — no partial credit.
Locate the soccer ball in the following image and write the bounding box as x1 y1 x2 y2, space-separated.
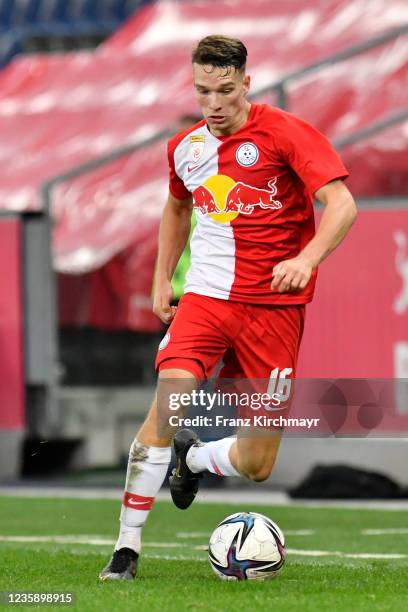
208 511 285 581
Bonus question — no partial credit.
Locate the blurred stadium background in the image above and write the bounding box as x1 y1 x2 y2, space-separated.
0 0 407 498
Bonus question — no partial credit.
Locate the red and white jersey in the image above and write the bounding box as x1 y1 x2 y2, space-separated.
167 103 349 304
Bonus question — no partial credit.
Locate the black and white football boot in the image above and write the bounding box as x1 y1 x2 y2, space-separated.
169 428 203 510
99 548 139 581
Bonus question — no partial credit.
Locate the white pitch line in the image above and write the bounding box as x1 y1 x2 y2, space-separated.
1 535 406 560
0 535 116 545
362 529 408 535
0 536 188 548
176 530 314 538
287 548 408 559
144 554 206 562
176 532 210 538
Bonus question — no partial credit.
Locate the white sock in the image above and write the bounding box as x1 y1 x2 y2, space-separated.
115 440 171 553
186 437 239 476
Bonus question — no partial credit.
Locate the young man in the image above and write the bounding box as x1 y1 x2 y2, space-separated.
100 35 357 580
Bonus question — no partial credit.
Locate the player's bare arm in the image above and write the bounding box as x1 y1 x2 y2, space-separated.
153 192 192 323
271 180 357 293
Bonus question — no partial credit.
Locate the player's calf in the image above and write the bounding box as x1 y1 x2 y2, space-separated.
99 437 171 581
235 431 282 482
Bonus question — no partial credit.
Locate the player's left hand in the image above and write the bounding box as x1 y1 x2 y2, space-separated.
271 256 313 293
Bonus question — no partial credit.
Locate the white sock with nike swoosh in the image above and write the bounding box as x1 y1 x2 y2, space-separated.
115 440 171 553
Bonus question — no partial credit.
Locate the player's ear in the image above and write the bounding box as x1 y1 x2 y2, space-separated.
243 74 250 96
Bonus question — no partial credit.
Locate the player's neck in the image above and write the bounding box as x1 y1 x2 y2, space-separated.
208 101 252 138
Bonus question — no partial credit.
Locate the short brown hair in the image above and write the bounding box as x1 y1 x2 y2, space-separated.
192 35 247 73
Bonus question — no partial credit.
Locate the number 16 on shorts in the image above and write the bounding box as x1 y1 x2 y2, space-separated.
267 368 293 405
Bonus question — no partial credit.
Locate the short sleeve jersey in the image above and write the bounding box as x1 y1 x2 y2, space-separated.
167 103 349 304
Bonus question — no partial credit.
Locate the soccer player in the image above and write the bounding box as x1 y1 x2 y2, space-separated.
100 35 357 580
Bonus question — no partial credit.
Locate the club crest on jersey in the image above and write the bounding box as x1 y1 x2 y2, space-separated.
192 174 282 224
189 135 205 164
236 142 259 167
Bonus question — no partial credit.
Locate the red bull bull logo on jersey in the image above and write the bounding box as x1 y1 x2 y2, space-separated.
192 175 282 223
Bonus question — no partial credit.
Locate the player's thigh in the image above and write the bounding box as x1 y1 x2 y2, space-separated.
219 307 305 435
155 293 232 380
227 304 305 380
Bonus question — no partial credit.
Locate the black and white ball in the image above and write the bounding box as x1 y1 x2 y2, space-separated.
208 512 285 581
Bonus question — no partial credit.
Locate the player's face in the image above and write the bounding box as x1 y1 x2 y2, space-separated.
193 63 251 136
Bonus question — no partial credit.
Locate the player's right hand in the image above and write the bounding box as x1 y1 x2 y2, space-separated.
153 280 177 324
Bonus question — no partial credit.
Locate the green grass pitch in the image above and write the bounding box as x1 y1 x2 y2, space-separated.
1 496 408 611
